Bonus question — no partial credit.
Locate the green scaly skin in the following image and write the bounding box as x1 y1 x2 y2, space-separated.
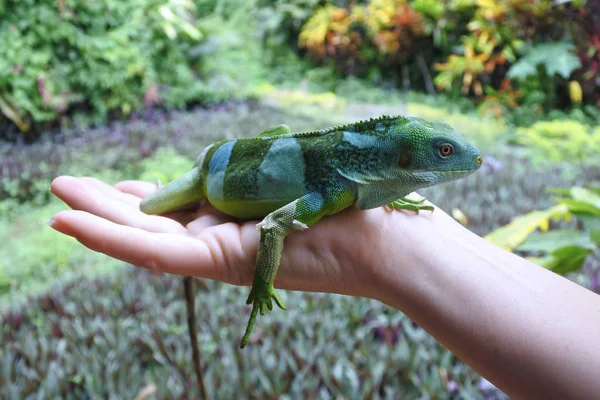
139 116 483 348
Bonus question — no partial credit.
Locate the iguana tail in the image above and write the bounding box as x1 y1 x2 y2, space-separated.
139 166 206 215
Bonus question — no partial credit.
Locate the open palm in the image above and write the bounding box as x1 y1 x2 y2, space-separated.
50 176 392 299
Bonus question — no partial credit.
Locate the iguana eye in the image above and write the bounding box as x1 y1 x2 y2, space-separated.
439 144 454 158
398 151 412 168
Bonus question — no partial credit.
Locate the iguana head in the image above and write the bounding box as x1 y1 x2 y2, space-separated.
389 117 482 185
338 116 482 209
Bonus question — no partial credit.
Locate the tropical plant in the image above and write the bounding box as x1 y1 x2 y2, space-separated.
514 120 600 165
299 0 433 88
0 0 210 135
485 186 600 275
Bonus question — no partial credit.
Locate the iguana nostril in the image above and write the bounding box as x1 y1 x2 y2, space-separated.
476 155 483 164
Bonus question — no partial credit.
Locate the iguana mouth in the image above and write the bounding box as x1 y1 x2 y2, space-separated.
415 169 477 176
411 169 477 184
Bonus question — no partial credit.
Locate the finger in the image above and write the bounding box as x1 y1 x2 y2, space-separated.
48 210 232 280
186 204 238 234
118 178 241 233
79 177 143 208
115 180 160 199
51 176 187 234
116 179 201 226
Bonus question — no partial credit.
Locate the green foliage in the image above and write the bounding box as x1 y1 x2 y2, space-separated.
252 0 322 59
268 0 599 114
505 41 582 111
0 200 123 304
1 268 509 398
0 0 219 134
139 148 194 183
485 204 571 251
507 42 581 81
515 120 600 165
486 186 600 275
299 0 431 86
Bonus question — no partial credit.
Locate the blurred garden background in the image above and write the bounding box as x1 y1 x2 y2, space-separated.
1 0 599 398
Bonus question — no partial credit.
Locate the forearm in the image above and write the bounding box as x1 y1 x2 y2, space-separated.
375 209 600 399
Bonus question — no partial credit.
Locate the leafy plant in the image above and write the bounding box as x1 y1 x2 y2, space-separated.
514 120 600 165
507 41 582 109
507 42 581 82
1 267 511 399
485 186 600 275
0 0 212 135
286 0 598 114
299 0 433 89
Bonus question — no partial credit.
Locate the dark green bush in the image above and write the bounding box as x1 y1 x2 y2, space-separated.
258 0 599 114
0 0 224 136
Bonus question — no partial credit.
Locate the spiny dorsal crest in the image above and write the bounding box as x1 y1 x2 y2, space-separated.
293 115 406 137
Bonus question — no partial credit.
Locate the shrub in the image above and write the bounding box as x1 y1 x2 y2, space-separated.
288 0 599 114
0 0 215 135
514 120 600 165
485 185 600 275
299 1 432 88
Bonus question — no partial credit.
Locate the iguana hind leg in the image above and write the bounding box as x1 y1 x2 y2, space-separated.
240 199 308 348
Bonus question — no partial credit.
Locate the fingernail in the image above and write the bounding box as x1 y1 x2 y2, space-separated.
47 218 56 228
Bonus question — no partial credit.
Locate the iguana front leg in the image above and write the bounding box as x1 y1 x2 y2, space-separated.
240 189 354 348
387 196 434 214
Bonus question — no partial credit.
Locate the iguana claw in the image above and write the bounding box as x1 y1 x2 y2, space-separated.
240 278 286 348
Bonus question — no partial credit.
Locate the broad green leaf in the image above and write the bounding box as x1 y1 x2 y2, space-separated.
555 198 600 217
484 204 569 251
516 229 595 253
0 93 29 132
507 42 581 80
161 22 177 40
158 6 176 22
506 62 536 81
181 21 203 41
585 185 600 196
576 214 600 245
546 188 571 196
541 245 593 275
570 186 600 208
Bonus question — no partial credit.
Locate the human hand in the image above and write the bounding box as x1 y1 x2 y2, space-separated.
49 176 413 300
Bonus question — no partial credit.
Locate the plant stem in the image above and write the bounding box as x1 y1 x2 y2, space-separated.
417 52 436 95
184 276 208 399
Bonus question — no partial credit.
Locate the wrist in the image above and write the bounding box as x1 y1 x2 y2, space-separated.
370 206 470 308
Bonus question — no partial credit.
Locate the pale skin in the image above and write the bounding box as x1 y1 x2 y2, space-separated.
49 176 600 399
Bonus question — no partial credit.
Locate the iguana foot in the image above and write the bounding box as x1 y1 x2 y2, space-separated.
240 278 286 348
387 196 434 214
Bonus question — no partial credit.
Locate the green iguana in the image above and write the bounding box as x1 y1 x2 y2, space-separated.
139 115 483 348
